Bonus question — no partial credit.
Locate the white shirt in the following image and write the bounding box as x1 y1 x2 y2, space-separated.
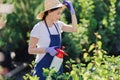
30 21 66 63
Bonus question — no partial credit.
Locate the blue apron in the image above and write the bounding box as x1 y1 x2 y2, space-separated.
34 20 63 80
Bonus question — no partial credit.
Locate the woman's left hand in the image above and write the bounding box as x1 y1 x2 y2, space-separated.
62 0 75 15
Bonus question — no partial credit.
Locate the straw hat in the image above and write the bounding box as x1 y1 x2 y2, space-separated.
36 0 65 20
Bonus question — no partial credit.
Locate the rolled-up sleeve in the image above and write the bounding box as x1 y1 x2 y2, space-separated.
57 21 67 33
30 24 40 38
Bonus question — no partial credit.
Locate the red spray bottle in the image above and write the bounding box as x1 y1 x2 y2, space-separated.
50 46 68 72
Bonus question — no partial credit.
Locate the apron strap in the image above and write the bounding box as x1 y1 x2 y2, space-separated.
44 20 60 36
53 23 60 34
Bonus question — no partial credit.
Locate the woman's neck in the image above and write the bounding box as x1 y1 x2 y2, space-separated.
45 17 54 27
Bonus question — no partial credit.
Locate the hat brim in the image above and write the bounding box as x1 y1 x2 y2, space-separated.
36 4 66 20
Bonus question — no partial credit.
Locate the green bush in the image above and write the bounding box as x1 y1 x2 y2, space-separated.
23 35 120 80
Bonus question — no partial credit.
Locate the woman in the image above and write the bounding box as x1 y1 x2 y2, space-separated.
28 0 77 79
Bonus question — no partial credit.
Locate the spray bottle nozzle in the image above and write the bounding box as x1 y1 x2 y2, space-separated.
56 46 68 58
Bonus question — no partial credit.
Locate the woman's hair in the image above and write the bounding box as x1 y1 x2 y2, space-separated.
42 7 62 20
42 11 48 20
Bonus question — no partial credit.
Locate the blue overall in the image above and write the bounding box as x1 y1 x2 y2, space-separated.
34 20 63 80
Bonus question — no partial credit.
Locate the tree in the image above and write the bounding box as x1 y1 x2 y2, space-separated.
0 0 44 62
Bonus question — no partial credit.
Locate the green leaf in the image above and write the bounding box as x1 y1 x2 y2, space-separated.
70 71 79 80
88 44 95 52
97 41 102 49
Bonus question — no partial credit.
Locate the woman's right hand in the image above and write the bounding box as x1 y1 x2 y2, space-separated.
46 46 59 56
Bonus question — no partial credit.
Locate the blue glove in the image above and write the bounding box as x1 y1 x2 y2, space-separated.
63 0 75 15
46 46 59 56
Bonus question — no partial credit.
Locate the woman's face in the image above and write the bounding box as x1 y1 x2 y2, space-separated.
48 8 62 22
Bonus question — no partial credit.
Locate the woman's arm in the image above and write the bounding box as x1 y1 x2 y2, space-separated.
62 14 78 32
62 1 78 32
28 37 46 54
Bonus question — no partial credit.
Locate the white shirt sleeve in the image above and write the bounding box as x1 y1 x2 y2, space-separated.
30 23 40 38
56 21 66 33
57 21 66 29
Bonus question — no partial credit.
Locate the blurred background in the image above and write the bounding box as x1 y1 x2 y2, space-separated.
0 0 120 80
